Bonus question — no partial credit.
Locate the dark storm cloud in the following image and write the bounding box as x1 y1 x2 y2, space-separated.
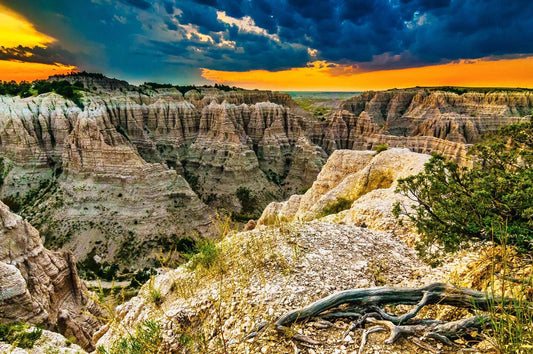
0 45 78 66
0 0 531 83
178 3 225 32
163 1 174 13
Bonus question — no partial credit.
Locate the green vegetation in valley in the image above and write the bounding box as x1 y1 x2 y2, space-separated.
0 323 42 349
97 320 162 354
0 157 12 188
2 173 59 217
234 186 261 222
394 122 533 263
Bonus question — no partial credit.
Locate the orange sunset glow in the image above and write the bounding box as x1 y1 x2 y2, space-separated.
202 57 533 91
0 60 78 82
0 5 77 82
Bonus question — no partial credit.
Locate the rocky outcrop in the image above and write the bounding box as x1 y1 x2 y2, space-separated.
0 328 86 353
62 109 148 178
312 89 532 163
93 146 508 353
258 148 430 237
0 201 102 351
0 94 79 167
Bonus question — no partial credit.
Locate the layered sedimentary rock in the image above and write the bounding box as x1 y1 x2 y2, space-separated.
258 148 430 236
0 94 79 166
312 89 532 163
0 80 324 265
1 79 531 267
0 202 102 350
185 100 325 207
26 111 212 266
0 86 323 207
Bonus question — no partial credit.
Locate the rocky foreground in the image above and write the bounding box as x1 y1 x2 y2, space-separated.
1 146 530 353
91 148 495 353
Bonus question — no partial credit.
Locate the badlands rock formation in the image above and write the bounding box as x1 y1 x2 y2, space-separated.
0 201 102 351
0 83 325 212
258 148 430 237
0 78 324 265
1 76 531 269
24 110 212 266
312 89 532 162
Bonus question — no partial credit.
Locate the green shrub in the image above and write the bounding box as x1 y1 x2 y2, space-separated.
0 323 42 349
394 123 533 263
146 277 162 305
319 197 352 217
185 239 219 271
375 143 388 154
149 288 162 305
131 267 157 287
97 320 162 354
175 236 197 254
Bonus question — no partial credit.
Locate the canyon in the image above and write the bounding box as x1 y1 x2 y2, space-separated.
0 75 531 269
0 76 531 352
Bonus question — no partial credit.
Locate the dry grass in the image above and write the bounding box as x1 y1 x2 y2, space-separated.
161 217 305 352
445 243 533 353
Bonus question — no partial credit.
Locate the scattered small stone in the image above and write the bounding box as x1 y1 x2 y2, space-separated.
343 335 354 343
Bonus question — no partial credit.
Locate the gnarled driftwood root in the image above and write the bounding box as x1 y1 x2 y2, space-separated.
274 282 521 350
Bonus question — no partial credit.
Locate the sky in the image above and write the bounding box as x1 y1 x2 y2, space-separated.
0 0 532 90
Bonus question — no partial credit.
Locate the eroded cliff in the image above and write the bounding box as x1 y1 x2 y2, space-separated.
258 148 429 237
1 80 531 270
312 89 532 162
0 201 102 351
0 82 324 266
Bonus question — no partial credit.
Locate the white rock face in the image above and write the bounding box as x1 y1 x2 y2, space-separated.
0 328 86 354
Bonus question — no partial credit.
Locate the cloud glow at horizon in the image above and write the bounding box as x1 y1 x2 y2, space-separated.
0 0 532 89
